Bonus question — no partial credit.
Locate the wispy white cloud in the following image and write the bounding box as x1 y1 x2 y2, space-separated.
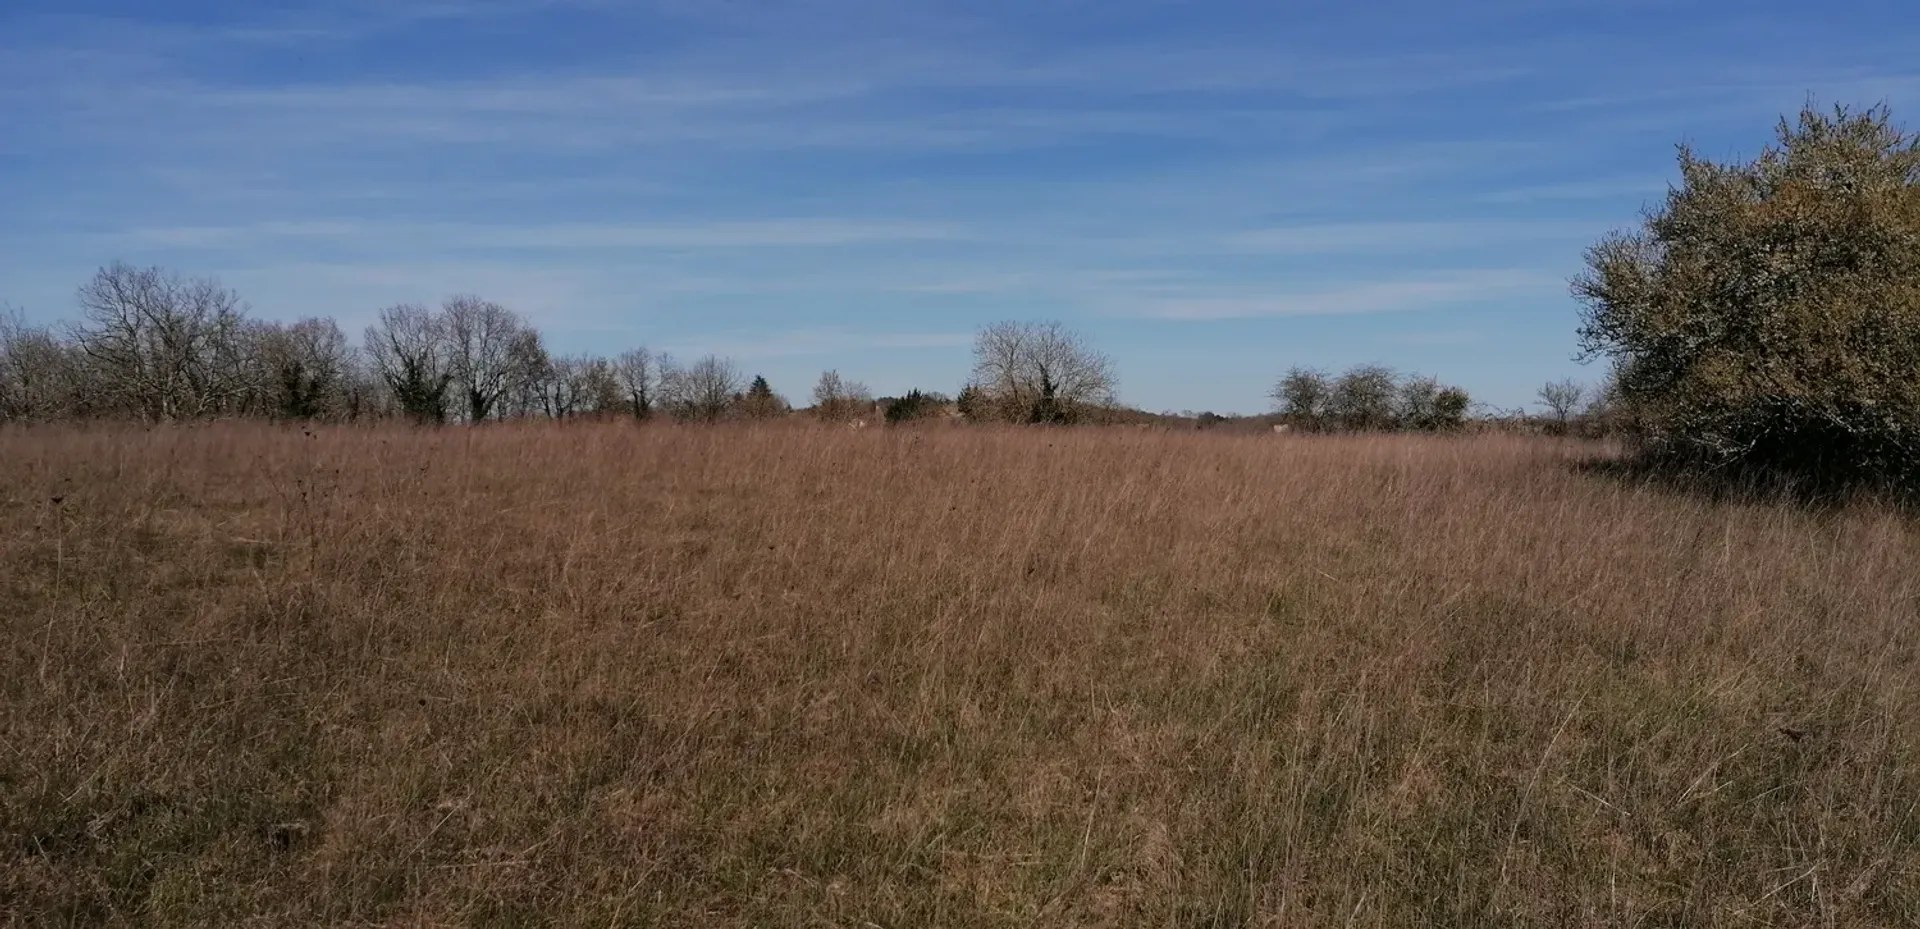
1386 329 1487 346
1476 177 1671 204
1220 220 1605 255
210 261 613 329
1130 270 1563 320
886 272 1049 295
25 76 1432 156
120 219 969 250
0 2 617 55
2 2 1548 162
128 222 366 248
658 327 974 359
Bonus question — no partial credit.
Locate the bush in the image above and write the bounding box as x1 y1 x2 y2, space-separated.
1576 103 1920 492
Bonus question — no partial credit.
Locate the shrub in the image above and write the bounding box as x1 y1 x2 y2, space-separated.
1575 103 1920 492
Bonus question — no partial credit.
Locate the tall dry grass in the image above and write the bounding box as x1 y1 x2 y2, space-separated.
2 422 1917 927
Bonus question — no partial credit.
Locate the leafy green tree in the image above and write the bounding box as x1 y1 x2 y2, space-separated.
1576 103 1920 487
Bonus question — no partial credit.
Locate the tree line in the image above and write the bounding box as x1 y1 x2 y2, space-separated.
4 262 1585 431
0 267 1127 427
0 264 740 426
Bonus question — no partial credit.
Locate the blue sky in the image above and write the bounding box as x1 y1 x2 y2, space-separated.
3 0 1917 414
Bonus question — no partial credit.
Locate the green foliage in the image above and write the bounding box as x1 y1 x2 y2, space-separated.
275 359 329 420
389 356 451 424
955 384 984 421
1576 103 1920 490
882 389 948 424
1028 390 1070 424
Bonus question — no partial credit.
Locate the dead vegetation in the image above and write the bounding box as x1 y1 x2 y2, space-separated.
2 422 1917 927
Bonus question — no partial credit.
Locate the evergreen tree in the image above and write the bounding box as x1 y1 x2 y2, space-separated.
740 374 786 419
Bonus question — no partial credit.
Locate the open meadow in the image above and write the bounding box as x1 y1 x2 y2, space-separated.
3 423 1918 928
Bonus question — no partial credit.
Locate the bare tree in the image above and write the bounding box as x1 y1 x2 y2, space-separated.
660 354 741 422
338 349 386 421
1537 379 1586 435
968 320 1116 423
614 347 656 419
254 317 354 420
363 303 452 424
531 353 622 418
536 353 583 418
580 356 624 416
494 328 550 419
443 295 534 422
0 308 84 422
811 369 871 422
1578 366 1628 437
72 262 253 420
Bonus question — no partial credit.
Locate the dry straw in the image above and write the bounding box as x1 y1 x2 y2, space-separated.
3 422 1916 926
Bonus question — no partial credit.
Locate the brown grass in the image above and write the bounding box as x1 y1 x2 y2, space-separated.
3 422 1918 927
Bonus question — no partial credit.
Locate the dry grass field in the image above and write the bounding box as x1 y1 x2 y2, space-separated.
3 423 1918 927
